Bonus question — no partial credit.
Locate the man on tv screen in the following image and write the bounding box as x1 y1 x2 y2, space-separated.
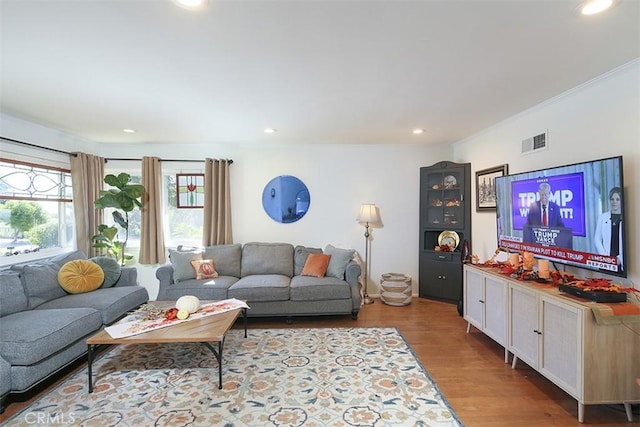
525 182 564 228
522 182 572 247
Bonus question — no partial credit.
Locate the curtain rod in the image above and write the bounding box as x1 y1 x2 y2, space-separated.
1 136 77 156
105 158 233 164
1 137 233 164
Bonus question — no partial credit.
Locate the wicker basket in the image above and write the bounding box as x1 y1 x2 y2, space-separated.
380 273 412 306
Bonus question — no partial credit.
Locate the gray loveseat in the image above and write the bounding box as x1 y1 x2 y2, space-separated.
156 242 361 319
0 250 149 413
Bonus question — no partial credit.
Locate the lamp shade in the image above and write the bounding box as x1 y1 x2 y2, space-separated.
357 204 380 224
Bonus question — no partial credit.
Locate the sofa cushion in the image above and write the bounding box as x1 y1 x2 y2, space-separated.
158 276 238 301
228 274 290 302
58 260 105 294
0 355 10 396
90 256 122 288
169 248 203 282
49 250 88 266
21 263 68 309
36 286 149 325
204 244 242 277
290 275 352 301
241 243 294 277
324 245 355 279
190 259 219 280
294 245 323 276
301 253 331 278
11 250 89 308
0 271 28 316
0 308 102 365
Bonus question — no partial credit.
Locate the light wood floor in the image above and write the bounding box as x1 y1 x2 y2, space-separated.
1 298 636 426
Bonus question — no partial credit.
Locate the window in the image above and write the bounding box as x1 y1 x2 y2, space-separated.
164 173 203 247
102 166 205 253
100 171 144 256
0 159 74 260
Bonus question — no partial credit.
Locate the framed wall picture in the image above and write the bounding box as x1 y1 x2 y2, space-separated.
176 173 205 208
475 164 508 211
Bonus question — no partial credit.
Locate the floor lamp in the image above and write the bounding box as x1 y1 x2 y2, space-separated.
357 203 380 305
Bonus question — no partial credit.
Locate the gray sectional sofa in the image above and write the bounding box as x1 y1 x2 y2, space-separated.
0 250 149 413
156 242 362 319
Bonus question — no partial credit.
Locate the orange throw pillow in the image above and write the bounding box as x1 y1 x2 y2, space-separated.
190 259 219 280
58 259 105 294
301 253 331 278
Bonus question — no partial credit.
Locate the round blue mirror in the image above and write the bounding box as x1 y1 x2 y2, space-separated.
262 175 310 223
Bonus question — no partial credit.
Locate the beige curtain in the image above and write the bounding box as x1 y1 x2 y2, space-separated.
70 152 104 257
203 158 233 245
139 156 166 264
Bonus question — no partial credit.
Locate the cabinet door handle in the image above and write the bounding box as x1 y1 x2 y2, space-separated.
533 329 542 335
479 299 485 304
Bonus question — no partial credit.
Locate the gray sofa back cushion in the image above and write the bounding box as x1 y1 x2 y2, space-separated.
49 250 87 266
324 244 356 279
0 271 28 316
294 245 323 276
21 264 67 308
15 250 88 309
241 243 294 277
204 244 242 277
168 249 203 282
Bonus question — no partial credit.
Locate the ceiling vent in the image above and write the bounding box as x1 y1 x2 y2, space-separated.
521 132 547 155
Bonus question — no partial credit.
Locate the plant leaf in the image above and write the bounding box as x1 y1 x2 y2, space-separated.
112 211 127 229
103 174 121 188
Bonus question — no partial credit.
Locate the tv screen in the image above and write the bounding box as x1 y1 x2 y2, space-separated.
495 156 626 278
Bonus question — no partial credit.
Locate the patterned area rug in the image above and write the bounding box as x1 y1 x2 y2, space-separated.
4 327 462 426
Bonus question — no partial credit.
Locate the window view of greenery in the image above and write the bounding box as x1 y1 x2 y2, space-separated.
100 173 203 252
99 173 144 253
0 160 74 257
165 174 203 247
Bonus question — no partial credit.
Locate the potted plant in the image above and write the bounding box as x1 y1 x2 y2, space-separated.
92 173 145 265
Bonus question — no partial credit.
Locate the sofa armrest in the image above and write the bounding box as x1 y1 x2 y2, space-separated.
114 267 137 287
345 261 362 309
345 261 360 287
156 264 175 290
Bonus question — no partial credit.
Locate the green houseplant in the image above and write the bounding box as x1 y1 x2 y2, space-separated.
92 173 145 265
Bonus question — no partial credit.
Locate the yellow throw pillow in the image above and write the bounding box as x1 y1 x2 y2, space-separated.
301 253 331 278
190 259 219 280
58 259 105 294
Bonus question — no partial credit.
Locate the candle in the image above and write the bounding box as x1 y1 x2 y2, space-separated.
508 253 520 268
538 259 550 279
523 252 535 270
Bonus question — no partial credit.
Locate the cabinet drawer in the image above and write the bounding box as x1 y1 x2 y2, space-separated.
431 252 458 262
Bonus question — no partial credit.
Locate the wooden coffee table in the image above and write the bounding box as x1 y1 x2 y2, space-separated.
86 301 247 392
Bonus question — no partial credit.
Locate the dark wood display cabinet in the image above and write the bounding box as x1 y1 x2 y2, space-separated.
419 161 471 305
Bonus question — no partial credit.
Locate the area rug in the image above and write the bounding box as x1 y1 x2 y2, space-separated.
3 327 462 427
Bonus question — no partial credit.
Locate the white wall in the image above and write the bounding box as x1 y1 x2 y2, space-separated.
453 59 640 288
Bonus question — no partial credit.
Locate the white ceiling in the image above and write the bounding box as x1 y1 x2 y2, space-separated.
1 0 639 146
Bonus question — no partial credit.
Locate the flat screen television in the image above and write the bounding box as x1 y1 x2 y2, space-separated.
494 156 626 278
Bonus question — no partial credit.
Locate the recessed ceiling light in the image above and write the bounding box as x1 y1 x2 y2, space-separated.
412 129 425 135
123 128 136 133
264 128 278 134
580 0 614 15
172 0 208 11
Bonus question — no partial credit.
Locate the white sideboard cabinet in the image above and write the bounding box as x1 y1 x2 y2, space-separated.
463 265 640 423
463 266 508 362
